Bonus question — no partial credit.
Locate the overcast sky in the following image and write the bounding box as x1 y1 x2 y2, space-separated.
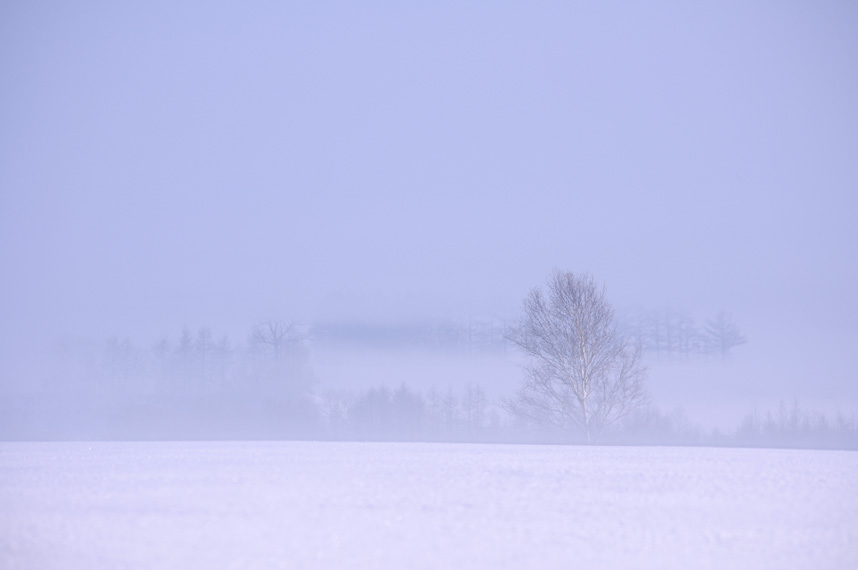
2 2 857 415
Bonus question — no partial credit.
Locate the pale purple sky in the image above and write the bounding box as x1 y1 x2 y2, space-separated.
2 2 857 414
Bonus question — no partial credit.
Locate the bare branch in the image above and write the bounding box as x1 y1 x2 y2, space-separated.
506 271 648 443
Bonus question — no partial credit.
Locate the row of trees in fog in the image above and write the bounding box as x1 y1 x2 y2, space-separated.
612 402 858 450
87 318 511 399
319 383 501 442
13 268 850 449
312 318 510 353
316 310 749 360
621 308 746 360
1 320 319 439
48 307 746 407
733 400 858 449
91 321 313 400
313 383 858 448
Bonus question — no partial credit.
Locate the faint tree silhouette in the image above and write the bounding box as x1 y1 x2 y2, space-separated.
252 320 303 361
703 310 747 358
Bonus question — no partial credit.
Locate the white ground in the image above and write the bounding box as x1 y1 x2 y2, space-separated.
1 442 856 570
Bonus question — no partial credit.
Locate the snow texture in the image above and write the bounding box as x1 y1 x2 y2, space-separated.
1 442 856 569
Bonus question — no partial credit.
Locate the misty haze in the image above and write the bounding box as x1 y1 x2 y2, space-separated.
2 2 857 569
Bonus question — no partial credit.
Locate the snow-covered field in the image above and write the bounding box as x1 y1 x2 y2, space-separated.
1 442 856 570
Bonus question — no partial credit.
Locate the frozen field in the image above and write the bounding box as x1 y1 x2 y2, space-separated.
1 441 856 570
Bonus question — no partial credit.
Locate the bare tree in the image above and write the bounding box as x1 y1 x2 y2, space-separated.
250 320 313 401
703 310 747 358
505 271 647 443
252 320 303 361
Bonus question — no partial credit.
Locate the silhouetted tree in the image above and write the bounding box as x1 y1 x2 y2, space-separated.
703 310 747 358
247 320 312 398
675 311 698 359
252 320 302 361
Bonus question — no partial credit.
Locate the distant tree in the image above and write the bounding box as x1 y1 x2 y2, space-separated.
320 389 352 437
150 337 173 391
675 311 699 359
425 386 443 438
506 271 648 443
615 406 701 446
463 383 488 436
625 309 648 353
392 384 426 439
103 336 139 391
349 386 394 439
248 320 312 396
194 327 214 388
151 337 171 367
252 320 303 361
703 310 747 358
733 401 858 449
442 386 458 437
175 327 195 386
644 310 664 357
211 335 232 388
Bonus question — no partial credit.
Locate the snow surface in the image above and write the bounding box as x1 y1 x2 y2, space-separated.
1 441 856 570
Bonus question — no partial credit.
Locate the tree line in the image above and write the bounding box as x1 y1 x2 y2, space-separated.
6 271 851 450
311 317 510 353
732 400 858 449
0 321 317 440
317 388 858 450
621 308 747 359
318 383 503 442
98 321 313 401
